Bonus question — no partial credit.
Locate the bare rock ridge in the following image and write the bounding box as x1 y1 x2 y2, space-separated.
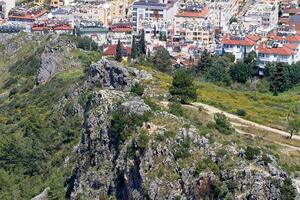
37 36 80 84
62 60 298 200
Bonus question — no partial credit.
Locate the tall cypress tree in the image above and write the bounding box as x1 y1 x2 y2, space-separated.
139 30 146 55
267 62 291 94
115 40 122 62
131 36 137 59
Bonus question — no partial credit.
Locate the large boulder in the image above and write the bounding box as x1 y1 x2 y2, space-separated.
87 59 132 91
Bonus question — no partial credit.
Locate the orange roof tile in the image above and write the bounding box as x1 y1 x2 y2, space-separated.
222 35 259 46
257 44 296 56
103 45 131 56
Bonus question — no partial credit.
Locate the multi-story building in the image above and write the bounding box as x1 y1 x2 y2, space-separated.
108 21 132 45
242 2 278 31
0 0 15 19
222 34 261 60
174 3 214 45
256 41 298 71
131 0 179 40
8 6 47 23
206 0 241 31
109 0 127 23
31 19 74 34
50 0 64 8
75 20 108 45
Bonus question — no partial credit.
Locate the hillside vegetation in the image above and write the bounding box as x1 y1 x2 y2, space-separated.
0 33 298 199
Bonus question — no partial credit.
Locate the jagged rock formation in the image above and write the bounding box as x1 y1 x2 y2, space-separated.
1 33 298 200
37 36 80 84
65 60 296 200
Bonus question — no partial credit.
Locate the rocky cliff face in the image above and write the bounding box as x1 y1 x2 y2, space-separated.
37 36 81 84
62 60 297 200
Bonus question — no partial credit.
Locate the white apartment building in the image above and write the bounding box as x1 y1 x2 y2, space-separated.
131 0 179 40
206 0 240 31
222 34 261 60
242 3 278 31
256 41 298 71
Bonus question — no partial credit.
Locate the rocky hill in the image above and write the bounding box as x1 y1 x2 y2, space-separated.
0 34 298 200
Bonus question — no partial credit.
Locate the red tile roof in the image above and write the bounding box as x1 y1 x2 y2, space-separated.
103 45 131 56
283 8 300 14
175 6 208 18
284 43 298 49
111 27 132 32
257 44 296 56
9 9 47 20
268 32 300 43
222 35 260 46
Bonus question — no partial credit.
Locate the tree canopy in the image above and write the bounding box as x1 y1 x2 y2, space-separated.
169 70 197 103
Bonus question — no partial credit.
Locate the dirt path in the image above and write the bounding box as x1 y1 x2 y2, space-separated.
191 102 300 141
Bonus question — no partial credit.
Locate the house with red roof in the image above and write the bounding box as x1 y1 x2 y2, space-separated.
31 20 74 34
102 44 131 59
222 34 261 60
256 40 298 71
174 6 213 45
108 22 133 46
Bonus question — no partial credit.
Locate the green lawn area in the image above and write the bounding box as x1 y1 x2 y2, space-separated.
196 82 300 130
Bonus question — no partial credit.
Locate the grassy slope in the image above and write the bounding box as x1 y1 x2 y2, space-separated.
134 64 300 131
196 82 300 130
135 65 300 176
0 35 101 199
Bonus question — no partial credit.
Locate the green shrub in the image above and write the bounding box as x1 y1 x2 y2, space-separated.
213 113 234 135
130 83 144 96
136 130 150 150
155 130 176 142
262 154 272 165
169 102 185 117
2 78 17 89
110 106 152 150
144 98 161 111
226 180 237 193
280 178 297 200
236 109 246 117
195 160 207 174
245 146 260 160
175 138 191 159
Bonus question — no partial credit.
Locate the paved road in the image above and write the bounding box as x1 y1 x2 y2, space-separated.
191 102 300 141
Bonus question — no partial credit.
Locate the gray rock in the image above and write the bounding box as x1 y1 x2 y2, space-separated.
87 59 132 91
122 98 151 116
31 187 50 200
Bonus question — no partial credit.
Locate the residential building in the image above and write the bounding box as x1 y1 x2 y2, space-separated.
207 0 241 31
108 21 132 45
8 6 47 22
102 44 131 58
242 2 278 31
131 0 179 40
31 19 74 34
174 3 214 45
50 0 64 8
75 20 108 45
222 34 261 60
256 40 297 71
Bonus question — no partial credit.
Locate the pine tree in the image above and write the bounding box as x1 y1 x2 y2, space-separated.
139 30 146 55
267 62 291 94
169 70 197 104
131 36 137 59
115 40 122 62
197 49 211 72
